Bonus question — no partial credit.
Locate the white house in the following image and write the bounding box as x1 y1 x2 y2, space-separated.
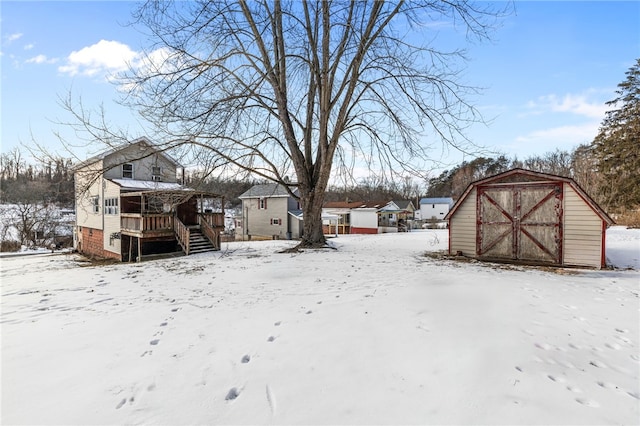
323 201 413 234
417 197 454 221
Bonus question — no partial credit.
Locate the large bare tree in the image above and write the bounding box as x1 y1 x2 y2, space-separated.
65 0 507 247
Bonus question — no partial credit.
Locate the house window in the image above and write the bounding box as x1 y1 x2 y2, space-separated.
91 196 100 213
122 163 134 179
259 198 267 209
104 197 119 215
152 166 162 181
270 218 282 225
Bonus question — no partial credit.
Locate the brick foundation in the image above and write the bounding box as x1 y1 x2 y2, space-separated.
79 227 121 260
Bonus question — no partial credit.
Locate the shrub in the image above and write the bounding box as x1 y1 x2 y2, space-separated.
0 240 21 253
615 208 640 229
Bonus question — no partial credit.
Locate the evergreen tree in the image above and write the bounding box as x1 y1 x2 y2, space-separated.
592 59 640 210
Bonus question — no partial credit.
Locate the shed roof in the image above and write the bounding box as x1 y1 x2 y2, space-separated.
445 168 614 225
420 197 454 205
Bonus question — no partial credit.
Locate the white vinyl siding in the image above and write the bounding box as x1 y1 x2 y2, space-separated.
74 163 104 231
351 209 378 230
563 185 604 268
449 187 477 256
102 180 122 256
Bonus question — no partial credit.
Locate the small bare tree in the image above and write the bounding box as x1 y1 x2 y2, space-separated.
62 0 508 247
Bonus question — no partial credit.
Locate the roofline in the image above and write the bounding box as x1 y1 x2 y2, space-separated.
72 137 183 171
444 168 614 225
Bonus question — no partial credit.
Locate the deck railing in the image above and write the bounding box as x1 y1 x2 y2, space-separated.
200 212 225 228
121 213 174 233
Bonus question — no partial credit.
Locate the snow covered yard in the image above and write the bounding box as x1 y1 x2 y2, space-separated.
1 228 639 425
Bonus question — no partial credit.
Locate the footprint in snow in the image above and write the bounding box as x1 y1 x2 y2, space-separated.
225 387 240 401
547 374 566 383
575 398 599 407
267 336 276 342
150 339 160 346
241 354 251 363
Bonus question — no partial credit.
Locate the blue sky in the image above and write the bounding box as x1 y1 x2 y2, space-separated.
1 1 639 172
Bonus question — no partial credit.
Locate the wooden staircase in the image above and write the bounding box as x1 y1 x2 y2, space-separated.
188 228 216 254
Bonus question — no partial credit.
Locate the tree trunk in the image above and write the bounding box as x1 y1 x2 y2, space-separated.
299 187 328 248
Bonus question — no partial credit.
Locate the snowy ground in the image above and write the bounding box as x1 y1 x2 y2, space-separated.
1 227 639 425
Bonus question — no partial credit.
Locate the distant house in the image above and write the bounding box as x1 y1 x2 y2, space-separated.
238 183 301 240
417 197 454 221
445 168 614 269
322 201 364 234
74 137 224 261
323 200 415 234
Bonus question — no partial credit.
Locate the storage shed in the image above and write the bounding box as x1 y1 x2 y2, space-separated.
445 169 614 269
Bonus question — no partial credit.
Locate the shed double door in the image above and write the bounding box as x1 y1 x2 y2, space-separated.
477 183 563 264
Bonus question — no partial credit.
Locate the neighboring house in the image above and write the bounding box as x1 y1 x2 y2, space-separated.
322 201 364 234
328 200 415 234
445 168 614 269
74 137 224 261
238 183 301 240
417 197 454 221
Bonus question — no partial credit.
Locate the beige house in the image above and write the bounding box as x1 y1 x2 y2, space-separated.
239 183 301 240
445 168 614 269
74 137 224 261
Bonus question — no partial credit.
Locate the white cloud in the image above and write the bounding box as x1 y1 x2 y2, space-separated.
513 121 600 150
6 33 23 42
58 39 139 77
524 92 608 120
24 43 34 50
26 54 57 65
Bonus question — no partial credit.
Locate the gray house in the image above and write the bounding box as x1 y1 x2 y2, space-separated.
239 183 301 240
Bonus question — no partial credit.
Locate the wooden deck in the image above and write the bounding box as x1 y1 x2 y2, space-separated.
120 213 175 237
121 212 225 254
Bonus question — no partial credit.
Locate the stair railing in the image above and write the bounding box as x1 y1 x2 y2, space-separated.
175 216 190 255
199 214 220 250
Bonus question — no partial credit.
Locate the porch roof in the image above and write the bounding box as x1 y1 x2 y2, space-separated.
119 189 222 199
111 178 187 192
